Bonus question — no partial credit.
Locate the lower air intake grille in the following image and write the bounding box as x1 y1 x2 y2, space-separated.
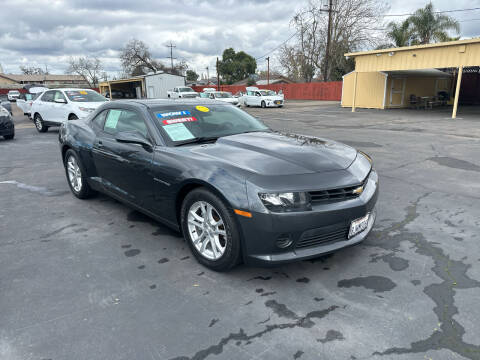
296 226 348 249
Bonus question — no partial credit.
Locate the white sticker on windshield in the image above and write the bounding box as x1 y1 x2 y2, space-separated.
163 123 195 141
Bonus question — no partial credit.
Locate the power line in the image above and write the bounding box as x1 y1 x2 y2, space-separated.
255 31 298 60
384 7 480 17
165 41 176 70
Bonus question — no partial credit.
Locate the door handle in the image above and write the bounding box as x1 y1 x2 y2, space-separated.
97 140 104 148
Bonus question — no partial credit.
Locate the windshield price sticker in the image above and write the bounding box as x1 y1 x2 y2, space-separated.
163 123 195 141
162 117 197 125
157 110 191 118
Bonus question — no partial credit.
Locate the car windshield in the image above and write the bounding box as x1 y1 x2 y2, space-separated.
179 88 194 92
65 90 107 102
25 94 34 100
215 92 233 98
259 90 276 96
153 104 269 145
10 91 20 94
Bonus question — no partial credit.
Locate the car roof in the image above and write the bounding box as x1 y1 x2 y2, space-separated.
106 98 230 109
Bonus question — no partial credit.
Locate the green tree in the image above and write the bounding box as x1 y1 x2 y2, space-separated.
408 2 460 44
186 70 199 81
386 19 414 47
217 48 257 84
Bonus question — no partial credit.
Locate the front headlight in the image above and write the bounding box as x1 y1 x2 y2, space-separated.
259 192 311 213
78 107 95 113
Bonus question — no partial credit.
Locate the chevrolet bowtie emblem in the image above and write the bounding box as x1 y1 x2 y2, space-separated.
352 185 364 195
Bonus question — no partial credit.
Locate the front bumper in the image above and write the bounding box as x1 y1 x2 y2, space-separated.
238 171 378 266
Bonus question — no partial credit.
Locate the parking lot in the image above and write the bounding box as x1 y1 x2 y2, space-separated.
1 101 480 360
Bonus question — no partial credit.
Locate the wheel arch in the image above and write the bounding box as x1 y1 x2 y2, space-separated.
68 113 78 120
175 179 234 226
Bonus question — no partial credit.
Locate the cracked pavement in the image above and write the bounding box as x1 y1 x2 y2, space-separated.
1 103 479 359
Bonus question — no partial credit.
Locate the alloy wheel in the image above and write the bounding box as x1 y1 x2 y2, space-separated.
66 155 82 193
35 116 42 130
187 200 227 260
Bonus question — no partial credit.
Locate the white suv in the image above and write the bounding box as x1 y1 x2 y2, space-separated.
31 88 108 133
7 90 21 101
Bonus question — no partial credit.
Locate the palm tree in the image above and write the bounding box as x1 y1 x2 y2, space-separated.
408 2 460 44
386 19 415 47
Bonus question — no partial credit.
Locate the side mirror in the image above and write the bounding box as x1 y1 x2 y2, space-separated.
115 131 152 149
55 98 66 104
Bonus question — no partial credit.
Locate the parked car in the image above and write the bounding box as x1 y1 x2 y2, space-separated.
16 87 47 116
7 90 21 102
167 86 199 99
0 100 12 116
0 105 14 140
59 98 378 271
31 88 108 133
205 91 240 107
240 87 284 108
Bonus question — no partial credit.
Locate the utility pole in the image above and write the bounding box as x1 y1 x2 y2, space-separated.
205 66 210 85
165 41 176 71
266 57 270 85
216 57 220 91
323 0 333 82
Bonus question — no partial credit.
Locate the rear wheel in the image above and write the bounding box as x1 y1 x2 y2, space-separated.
261 101 266 108
34 114 48 133
64 149 95 199
3 133 14 140
181 188 242 271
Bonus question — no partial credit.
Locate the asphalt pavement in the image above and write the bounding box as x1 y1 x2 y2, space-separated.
1 101 479 360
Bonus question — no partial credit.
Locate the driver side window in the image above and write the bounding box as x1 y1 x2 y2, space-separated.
103 109 148 138
54 91 66 102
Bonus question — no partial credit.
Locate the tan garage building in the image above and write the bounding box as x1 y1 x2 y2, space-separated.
341 38 480 118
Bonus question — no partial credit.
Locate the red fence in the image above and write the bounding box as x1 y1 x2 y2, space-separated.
192 81 342 101
0 88 27 95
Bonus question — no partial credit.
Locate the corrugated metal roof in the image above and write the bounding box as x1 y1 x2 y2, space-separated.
345 38 480 57
1 74 85 81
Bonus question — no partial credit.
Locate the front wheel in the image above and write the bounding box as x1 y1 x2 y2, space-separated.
181 188 242 271
34 114 48 133
3 133 14 140
64 149 95 199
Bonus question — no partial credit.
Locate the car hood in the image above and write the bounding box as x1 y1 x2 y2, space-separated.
190 132 357 176
217 98 238 103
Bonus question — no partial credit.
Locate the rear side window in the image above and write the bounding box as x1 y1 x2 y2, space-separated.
41 91 55 102
103 109 148 137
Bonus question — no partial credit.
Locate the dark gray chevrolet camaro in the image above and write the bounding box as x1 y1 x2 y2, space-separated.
59 99 378 271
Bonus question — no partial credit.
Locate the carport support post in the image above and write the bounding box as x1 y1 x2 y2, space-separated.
108 83 112 100
352 72 357 112
452 65 463 119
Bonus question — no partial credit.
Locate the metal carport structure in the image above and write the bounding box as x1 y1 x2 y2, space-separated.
342 38 480 118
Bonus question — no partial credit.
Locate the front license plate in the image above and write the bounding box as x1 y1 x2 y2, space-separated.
274 100 281 104
348 213 370 239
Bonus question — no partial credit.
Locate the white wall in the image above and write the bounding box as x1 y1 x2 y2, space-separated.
144 73 184 99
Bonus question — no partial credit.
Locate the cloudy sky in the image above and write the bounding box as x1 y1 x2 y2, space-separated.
1 0 479 78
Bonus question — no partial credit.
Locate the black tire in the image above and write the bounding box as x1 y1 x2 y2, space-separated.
261 101 266 108
69 114 78 120
3 133 14 140
34 114 48 133
181 188 242 271
64 149 95 199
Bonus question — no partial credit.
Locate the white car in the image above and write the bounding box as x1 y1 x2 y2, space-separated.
7 90 21 101
16 87 48 116
31 88 108 133
240 87 284 108
205 91 241 107
167 86 199 99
